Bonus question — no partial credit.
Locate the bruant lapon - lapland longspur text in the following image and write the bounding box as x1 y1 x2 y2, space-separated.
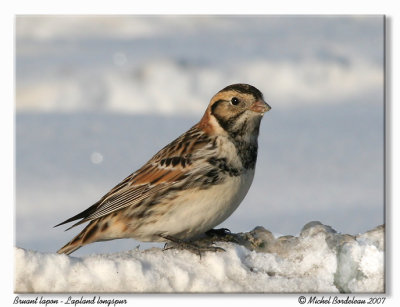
56 84 271 255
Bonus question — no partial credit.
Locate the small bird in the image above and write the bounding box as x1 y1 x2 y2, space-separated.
56 84 271 255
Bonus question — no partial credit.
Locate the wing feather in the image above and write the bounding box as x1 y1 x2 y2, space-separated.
56 125 216 230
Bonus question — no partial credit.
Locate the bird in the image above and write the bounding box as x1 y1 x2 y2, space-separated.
55 83 271 255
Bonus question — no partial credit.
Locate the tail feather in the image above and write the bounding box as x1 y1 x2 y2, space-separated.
57 242 82 255
57 220 100 255
57 230 86 255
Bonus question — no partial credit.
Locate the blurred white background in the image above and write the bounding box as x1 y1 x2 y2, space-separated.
15 15 384 256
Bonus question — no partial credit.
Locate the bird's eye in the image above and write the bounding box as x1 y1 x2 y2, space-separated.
231 97 240 105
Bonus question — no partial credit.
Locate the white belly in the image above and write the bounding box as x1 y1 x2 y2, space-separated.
135 169 255 241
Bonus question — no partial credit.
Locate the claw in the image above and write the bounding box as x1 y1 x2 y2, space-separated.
206 228 232 237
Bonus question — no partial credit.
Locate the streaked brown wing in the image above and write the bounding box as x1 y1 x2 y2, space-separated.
55 125 214 230
79 167 188 221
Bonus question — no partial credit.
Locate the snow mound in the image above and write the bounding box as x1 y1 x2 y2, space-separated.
15 222 384 293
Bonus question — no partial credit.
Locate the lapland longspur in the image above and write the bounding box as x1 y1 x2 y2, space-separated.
56 84 271 255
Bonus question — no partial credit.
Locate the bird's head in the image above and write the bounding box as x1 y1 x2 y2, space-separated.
198 84 271 139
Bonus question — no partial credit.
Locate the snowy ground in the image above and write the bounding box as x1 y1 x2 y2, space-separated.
15 222 384 293
16 16 383 114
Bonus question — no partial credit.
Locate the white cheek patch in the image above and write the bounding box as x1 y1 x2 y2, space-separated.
209 112 229 136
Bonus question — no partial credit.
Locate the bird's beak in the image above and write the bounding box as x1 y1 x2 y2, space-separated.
250 99 271 115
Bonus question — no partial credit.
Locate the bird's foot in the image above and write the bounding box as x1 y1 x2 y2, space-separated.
160 234 225 258
205 228 240 244
206 227 231 237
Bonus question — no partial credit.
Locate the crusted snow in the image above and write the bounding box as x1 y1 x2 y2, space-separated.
15 222 384 293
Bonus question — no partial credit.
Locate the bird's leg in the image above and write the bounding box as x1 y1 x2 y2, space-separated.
160 234 225 258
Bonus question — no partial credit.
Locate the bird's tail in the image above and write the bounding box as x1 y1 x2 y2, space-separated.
57 241 82 255
57 220 100 255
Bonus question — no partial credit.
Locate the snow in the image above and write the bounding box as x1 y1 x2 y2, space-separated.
15 16 383 114
15 57 382 115
14 222 384 293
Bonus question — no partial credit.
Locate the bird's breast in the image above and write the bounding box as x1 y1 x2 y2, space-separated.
159 168 256 240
